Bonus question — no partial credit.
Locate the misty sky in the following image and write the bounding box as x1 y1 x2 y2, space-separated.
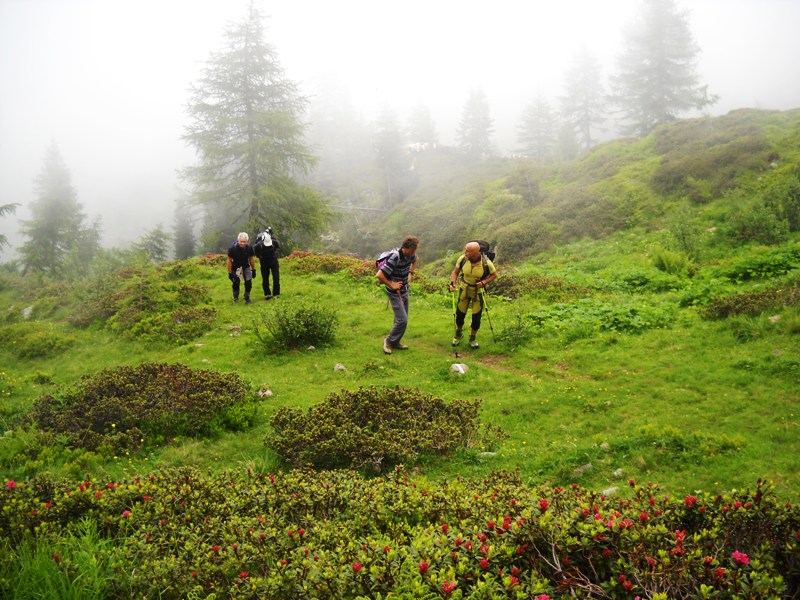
2 0 799 252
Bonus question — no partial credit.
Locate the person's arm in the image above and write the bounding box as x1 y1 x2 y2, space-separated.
376 267 402 292
227 256 233 275
477 272 497 289
448 264 461 292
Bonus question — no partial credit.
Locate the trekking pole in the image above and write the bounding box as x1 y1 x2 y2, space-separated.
451 288 458 339
479 288 496 342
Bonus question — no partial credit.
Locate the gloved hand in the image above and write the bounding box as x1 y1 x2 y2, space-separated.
228 272 237 283
250 268 256 280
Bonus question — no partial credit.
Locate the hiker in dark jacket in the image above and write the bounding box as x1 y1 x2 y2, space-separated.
254 226 281 299
448 241 497 348
227 232 256 304
376 236 419 354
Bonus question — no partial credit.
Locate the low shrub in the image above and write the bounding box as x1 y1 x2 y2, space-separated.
0 322 74 359
284 251 373 280
267 386 506 470
715 243 800 282
28 363 256 454
700 280 800 319
0 469 797 599
253 298 338 350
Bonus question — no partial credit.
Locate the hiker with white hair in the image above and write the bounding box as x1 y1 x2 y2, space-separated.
226 232 257 304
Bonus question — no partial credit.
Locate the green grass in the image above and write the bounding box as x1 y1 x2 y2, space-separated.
1 235 799 501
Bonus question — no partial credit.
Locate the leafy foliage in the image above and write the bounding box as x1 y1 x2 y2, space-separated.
1 470 797 599
252 298 338 350
700 279 800 320
0 322 74 359
267 386 505 470
28 363 256 454
68 265 217 345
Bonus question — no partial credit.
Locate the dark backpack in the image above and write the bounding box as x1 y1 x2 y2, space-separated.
458 240 496 281
375 247 400 271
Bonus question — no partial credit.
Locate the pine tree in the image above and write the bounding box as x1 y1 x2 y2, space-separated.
456 89 495 161
406 104 438 147
132 225 171 263
560 47 607 152
19 143 100 277
516 96 559 160
173 197 195 260
182 1 329 250
0 203 19 250
373 106 411 207
611 0 717 136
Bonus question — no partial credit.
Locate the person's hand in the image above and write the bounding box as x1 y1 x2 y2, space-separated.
448 282 455 292
250 268 256 280
228 272 237 282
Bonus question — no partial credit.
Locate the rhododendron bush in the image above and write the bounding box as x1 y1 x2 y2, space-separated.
1 469 798 598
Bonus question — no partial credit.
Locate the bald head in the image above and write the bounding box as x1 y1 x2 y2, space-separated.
464 241 481 262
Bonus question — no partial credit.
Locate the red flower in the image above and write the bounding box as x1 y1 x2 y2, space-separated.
53 554 60 564
732 550 750 565
511 566 520 576
486 520 495 531
539 498 549 511
441 523 449 534
297 528 305 536
623 581 633 591
6 480 17 490
121 510 131 518
602 549 612 558
239 571 248 579
441 580 457 595
480 558 490 570
629 478 635 487
95 492 102 499
419 560 429 574
714 567 726 580
535 595 550 600
508 575 519 587
212 545 220 554
383 545 391 554
352 562 363 573
684 495 697 508
639 511 649 522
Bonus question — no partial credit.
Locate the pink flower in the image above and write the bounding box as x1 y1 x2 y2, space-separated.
480 558 489 570
539 498 549 511
6 480 17 490
535 595 550 600
684 495 697 508
441 580 457 595
121 510 131 518
441 523 449 533
732 550 750 565
239 571 248 579
419 560 429 574
352 562 363 573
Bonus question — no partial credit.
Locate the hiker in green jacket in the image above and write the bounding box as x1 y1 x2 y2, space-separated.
448 241 497 349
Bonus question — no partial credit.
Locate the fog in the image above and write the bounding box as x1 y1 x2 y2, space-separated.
1 0 799 254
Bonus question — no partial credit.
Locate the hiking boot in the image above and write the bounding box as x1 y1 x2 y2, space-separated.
244 296 252 305
452 332 463 346
264 295 272 301
383 339 393 355
469 336 479 349
233 296 239 303
394 342 409 350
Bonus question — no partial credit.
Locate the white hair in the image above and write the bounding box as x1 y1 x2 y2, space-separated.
237 232 249 242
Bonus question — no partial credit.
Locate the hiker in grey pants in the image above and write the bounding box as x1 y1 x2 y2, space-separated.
375 236 419 354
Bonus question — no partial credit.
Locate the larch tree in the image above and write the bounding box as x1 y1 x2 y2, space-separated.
19 143 100 278
516 95 559 161
456 89 495 162
182 1 329 251
560 47 607 152
0 203 19 250
172 196 196 260
611 0 717 137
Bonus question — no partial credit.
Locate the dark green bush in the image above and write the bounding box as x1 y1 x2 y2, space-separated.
0 322 74 359
701 280 800 319
253 298 338 350
724 198 790 245
29 363 256 453
1 469 798 599
267 386 506 470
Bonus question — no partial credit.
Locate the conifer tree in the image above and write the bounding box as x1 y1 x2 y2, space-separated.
19 143 100 277
0 203 18 250
611 0 717 136
182 1 329 250
173 197 195 260
560 47 607 152
516 96 559 161
456 89 495 161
